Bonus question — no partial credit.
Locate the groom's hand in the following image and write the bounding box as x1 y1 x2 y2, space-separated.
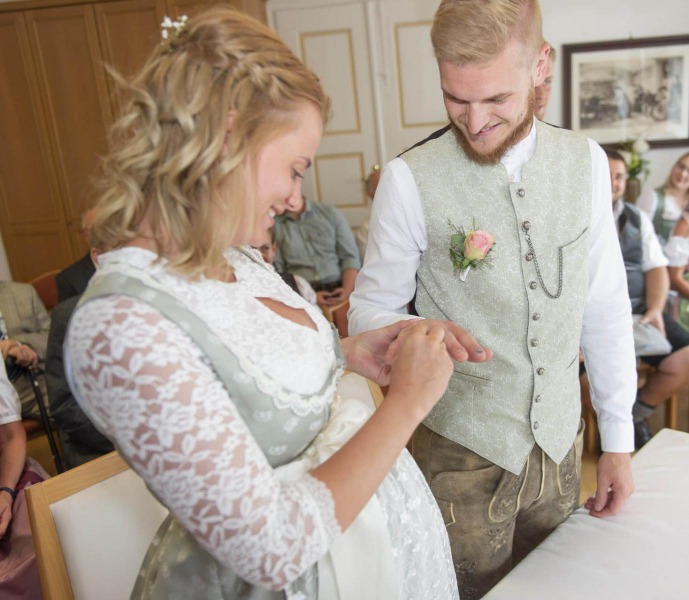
411 319 492 364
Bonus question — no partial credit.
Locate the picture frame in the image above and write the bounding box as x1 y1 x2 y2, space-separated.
563 35 689 148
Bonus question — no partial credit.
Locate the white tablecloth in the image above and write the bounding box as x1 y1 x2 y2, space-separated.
484 428 689 600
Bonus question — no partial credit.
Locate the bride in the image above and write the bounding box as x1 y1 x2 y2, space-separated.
65 7 489 598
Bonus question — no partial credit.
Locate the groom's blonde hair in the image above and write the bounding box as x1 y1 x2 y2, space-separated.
431 0 544 67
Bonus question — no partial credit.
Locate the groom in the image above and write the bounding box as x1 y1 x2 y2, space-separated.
348 0 636 597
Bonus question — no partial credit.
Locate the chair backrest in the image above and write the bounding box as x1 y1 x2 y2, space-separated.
28 268 61 312
319 298 349 337
26 452 168 600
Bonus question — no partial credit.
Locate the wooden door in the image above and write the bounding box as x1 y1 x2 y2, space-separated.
95 0 166 113
269 0 379 228
0 11 72 281
25 4 114 262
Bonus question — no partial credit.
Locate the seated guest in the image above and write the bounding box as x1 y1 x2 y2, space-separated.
0 359 48 599
254 229 318 305
45 295 114 469
355 165 381 260
56 208 97 303
665 208 689 331
636 151 689 245
666 213 689 291
0 282 50 419
273 193 361 307
606 150 689 448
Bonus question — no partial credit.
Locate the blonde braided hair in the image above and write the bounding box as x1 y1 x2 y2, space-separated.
92 6 330 277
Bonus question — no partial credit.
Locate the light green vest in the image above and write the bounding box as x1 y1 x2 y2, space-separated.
403 121 591 474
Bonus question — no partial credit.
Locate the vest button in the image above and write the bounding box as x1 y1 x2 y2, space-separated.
531 338 539 347
517 188 526 197
529 281 538 290
532 312 541 320
534 421 540 430
526 252 534 261
535 395 542 403
537 367 545 375
522 221 531 231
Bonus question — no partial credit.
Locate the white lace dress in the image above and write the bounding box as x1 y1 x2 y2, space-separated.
65 246 458 599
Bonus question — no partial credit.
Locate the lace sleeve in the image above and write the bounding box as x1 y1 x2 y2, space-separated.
66 296 341 590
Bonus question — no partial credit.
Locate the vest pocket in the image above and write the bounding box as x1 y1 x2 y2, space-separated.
560 227 589 297
565 353 579 371
451 367 492 386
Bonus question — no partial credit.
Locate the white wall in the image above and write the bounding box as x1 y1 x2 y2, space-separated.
542 0 689 191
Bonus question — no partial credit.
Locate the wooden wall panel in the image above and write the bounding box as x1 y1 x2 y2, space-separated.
11 226 71 281
95 0 164 114
164 0 215 19
164 0 266 23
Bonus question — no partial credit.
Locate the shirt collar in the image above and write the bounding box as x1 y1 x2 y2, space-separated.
500 118 537 182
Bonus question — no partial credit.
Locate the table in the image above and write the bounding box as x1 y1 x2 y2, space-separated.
484 428 689 600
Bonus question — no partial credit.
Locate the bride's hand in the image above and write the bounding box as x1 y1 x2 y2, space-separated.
385 322 454 417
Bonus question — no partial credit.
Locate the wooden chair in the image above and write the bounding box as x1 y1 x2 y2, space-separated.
29 268 61 312
637 363 680 429
319 298 349 338
26 452 168 600
581 363 681 455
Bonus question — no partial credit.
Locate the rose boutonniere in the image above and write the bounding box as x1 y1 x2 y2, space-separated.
448 219 495 281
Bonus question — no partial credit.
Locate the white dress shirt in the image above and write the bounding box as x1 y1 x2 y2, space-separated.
349 121 636 453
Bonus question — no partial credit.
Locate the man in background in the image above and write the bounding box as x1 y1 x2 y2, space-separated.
273 194 360 307
56 208 97 303
47 235 114 468
255 229 318 306
534 43 555 120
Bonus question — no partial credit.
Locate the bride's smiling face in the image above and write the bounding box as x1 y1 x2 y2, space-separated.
239 103 323 248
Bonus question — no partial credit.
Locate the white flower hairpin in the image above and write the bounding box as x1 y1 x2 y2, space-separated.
160 15 188 41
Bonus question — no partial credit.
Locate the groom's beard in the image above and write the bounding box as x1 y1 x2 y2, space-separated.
452 88 536 165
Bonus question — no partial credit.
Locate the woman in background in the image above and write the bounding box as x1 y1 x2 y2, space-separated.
665 204 689 332
65 7 488 598
0 358 48 599
637 152 689 244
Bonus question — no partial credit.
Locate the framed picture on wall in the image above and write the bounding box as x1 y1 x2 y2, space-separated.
563 35 689 148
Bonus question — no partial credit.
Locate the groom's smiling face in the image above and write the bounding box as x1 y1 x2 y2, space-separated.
439 39 547 164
